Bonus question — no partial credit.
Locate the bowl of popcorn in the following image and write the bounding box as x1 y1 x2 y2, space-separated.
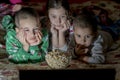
45 50 71 69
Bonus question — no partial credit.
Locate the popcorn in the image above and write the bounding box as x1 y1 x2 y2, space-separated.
45 50 71 69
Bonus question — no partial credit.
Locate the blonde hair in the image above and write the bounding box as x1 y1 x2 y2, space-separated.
15 7 40 27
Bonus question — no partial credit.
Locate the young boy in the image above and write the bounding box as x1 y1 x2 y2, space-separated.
2 7 49 63
69 14 113 64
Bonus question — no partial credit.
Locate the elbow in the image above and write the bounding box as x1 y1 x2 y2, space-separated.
88 56 105 64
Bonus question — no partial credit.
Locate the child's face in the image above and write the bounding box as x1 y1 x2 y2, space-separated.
16 18 41 45
74 26 94 47
48 7 67 27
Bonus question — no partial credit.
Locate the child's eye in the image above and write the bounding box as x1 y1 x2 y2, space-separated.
77 34 81 38
24 29 29 32
34 28 39 32
86 35 92 38
52 16 56 19
61 15 66 18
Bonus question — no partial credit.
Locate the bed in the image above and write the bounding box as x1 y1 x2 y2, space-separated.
0 0 120 80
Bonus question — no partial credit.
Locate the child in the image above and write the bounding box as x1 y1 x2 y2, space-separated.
2 7 49 63
41 0 73 52
70 14 113 64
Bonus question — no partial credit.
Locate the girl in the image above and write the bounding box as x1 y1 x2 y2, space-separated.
41 0 73 52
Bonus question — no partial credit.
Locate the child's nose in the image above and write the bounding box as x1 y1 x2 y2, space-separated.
30 31 36 36
56 18 61 25
80 38 86 45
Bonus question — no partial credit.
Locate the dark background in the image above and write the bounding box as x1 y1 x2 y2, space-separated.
20 69 116 80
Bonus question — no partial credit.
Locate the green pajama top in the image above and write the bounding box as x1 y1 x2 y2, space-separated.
2 15 49 63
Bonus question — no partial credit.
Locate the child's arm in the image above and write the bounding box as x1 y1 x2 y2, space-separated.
74 44 89 62
29 28 49 62
6 31 46 63
2 15 29 62
12 4 22 12
80 37 105 64
0 3 22 16
6 31 30 63
84 44 105 64
59 20 70 49
40 28 49 54
50 24 59 49
28 46 46 62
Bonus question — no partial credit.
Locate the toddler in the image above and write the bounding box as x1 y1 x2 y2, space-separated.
70 14 113 63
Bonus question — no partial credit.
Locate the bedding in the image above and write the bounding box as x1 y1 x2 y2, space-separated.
0 0 120 63
0 0 120 80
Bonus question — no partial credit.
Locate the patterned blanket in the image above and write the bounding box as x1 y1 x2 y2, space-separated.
0 0 120 63
0 1 120 80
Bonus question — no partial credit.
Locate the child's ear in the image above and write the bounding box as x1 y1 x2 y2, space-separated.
15 27 19 33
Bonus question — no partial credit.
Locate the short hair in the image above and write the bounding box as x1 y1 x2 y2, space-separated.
73 14 98 34
14 7 40 27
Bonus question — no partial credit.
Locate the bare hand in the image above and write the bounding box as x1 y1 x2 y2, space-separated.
50 24 58 35
16 28 29 46
30 31 42 46
75 44 88 56
12 4 22 12
58 20 70 33
16 28 29 51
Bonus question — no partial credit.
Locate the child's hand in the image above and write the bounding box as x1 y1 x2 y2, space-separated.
58 20 70 33
75 44 88 56
50 24 58 36
30 31 42 46
12 4 22 12
16 28 29 46
75 44 89 63
16 28 29 51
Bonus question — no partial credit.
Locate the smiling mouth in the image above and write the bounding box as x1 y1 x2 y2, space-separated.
29 39 37 43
